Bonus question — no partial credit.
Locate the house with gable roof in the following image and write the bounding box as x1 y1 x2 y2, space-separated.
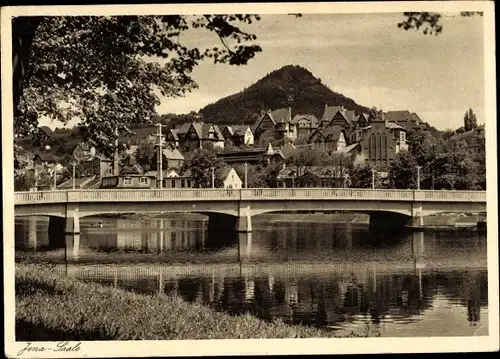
309 125 347 152
163 145 185 169
222 125 254 146
293 114 319 139
319 105 356 133
253 107 297 143
385 110 421 131
164 128 180 148
180 121 225 152
216 166 242 189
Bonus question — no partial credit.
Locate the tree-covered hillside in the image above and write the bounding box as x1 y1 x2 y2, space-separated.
199 65 371 125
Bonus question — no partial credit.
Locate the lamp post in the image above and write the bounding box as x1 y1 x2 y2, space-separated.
416 165 421 190
34 167 38 191
244 162 248 188
53 166 57 190
114 127 119 176
71 161 77 190
155 123 163 189
211 166 215 188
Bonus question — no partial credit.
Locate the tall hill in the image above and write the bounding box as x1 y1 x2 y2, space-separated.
199 65 370 125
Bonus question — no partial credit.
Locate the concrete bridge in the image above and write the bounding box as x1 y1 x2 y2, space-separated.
15 188 486 237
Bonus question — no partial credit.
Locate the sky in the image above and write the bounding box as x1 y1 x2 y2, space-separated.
42 12 485 131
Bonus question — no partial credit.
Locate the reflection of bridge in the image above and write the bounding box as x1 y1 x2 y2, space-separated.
15 189 486 253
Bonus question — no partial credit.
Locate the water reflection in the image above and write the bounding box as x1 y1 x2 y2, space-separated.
78 267 487 336
15 214 488 336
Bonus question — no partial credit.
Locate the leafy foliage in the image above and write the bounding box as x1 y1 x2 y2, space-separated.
181 148 226 188
388 150 419 189
134 141 168 172
398 12 483 35
350 164 380 189
285 146 329 187
463 108 478 132
15 15 265 156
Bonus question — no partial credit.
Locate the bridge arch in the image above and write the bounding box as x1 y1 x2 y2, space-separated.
249 200 413 218
76 201 239 219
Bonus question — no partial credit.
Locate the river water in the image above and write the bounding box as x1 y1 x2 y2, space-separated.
15 214 488 337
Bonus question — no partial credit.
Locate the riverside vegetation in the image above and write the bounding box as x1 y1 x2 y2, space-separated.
15 264 378 340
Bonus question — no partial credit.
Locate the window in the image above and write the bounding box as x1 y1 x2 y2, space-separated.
181 179 185 188
123 177 133 185
187 180 191 187
171 179 176 188
140 177 149 185
400 131 406 142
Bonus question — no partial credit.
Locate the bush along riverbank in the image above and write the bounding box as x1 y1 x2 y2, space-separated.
15 264 374 340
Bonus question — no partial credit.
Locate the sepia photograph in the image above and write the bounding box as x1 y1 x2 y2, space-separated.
2 1 498 357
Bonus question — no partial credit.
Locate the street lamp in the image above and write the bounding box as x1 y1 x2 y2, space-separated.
53 166 57 190
211 166 215 188
244 162 248 188
416 165 421 190
71 161 77 190
155 123 164 189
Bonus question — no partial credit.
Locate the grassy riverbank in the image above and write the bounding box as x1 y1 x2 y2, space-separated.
15 264 365 340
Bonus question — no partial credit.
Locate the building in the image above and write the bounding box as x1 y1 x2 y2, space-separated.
385 110 421 131
217 142 285 166
293 114 319 139
216 166 242 189
163 145 185 169
180 122 225 151
357 112 409 169
253 107 297 143
72 142 96 161
164 128 180 148
309 126 347 152
222 125 254 146
100 168 193 189
319 105 356 130
32 152 58 168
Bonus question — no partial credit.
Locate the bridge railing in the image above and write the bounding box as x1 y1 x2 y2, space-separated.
240 188 416 201
14 190 68 205
66 188 241 202
14 188 487 205
414 190 487 202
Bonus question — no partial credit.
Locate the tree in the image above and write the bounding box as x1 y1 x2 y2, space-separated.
388 150 419 189
13 15 269 156
234 163 270 188
134 141 167 172
398 12 483 35
14 171 36 191
350 163 381 189
134 142 156 172
285 146 326 187
464 108 478 132
181 148 226 188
